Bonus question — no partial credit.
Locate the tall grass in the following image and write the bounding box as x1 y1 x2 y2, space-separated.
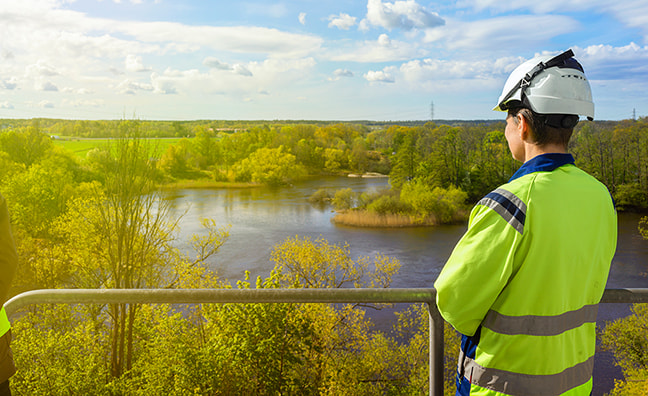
332 210 418 228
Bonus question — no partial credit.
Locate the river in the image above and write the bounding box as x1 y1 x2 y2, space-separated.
164 176 648 395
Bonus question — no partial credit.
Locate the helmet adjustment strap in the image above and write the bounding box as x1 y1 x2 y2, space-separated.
543 114 579 129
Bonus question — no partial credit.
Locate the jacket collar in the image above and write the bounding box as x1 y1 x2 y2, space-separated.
509 153 574 182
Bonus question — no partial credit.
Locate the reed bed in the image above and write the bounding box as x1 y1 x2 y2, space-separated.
332 210 435 228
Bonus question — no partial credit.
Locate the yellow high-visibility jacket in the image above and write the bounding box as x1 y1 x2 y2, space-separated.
435 153 617 396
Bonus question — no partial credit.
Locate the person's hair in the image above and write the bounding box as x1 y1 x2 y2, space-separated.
507 106 575 148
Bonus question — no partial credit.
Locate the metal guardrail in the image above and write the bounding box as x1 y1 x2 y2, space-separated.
4 287 648 396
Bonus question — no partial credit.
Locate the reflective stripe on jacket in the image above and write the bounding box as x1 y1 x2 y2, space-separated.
435 153 617 396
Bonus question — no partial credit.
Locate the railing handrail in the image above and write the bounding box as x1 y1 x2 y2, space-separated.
4 287 436 316
4 287 648 396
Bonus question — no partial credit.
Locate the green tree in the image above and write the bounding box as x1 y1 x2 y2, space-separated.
324 147 347 173
390 132 420 190
0 124 53 167
52 122 227 378
232 146 306 186
158 138 196 179
192 128 220 169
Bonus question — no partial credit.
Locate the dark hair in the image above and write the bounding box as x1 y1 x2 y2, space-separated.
507 106 576 147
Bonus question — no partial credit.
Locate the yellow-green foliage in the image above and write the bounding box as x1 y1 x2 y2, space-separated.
400 181 468 224
601 303 648 395
10 232 457 395
231 146 307 186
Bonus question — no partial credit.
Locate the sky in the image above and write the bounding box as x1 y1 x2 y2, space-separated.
0 0 647 121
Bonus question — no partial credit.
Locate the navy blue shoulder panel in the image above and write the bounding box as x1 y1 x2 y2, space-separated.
509 153 574 182
477 188 527 234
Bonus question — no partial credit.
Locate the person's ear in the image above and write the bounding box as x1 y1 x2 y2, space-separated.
517 113 530 142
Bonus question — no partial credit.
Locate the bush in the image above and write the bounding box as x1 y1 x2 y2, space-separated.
357 188 392 210
614 183 648 210
332 188 357 210
308 188 333 205
601 303 648 395
400 181 467 224
366 195 411 216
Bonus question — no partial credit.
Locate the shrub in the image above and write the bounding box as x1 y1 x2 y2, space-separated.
332 188 357 210
308 188 333 205
601 303 648 395
366 195 410 216
614 183 648 210
400 181 467 224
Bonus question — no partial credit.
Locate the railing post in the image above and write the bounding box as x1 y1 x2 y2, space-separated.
428 302 444 396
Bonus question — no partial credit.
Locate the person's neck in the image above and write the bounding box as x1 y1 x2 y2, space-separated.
523 143 567 163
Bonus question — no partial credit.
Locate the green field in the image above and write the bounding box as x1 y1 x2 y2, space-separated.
53 137 183 158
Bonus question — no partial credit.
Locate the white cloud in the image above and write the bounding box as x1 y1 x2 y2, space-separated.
327 34 424 62
364 67 396 83
299 12 306 25
203 57 233 70
328 68 354 81
328 13 357 30
125 55 152 72
0 78 18 90
335 69 354 77
233 64 253 77
118 22 323 58
26 61 59 77
0 1 322 64
39 81 59 92
151 70 183 94
116 79 154 95
398 57 521 85
576 43 648 80
203 58 253 76
423 15 578 50
363 0 445 31
0 101 14 109
461 0 648 41
114 57 317 100
38 100 54 108
62 87 95 94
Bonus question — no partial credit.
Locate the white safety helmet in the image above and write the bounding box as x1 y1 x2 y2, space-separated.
493 49 594 125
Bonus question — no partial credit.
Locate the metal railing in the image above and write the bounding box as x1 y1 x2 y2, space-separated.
4 287 648 396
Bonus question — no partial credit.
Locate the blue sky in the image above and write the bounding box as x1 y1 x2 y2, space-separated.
0 0 647 121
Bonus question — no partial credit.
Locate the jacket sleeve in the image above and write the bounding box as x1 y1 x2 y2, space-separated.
0 194 17 306
434 203 522 336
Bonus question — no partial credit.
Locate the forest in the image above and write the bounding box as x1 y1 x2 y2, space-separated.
0 117 646 394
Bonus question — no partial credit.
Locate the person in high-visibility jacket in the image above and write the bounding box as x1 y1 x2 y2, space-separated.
435 49 617 396
0 193 18 395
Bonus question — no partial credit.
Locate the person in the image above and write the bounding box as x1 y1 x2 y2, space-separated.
0 193 17 395
434 49 617 396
